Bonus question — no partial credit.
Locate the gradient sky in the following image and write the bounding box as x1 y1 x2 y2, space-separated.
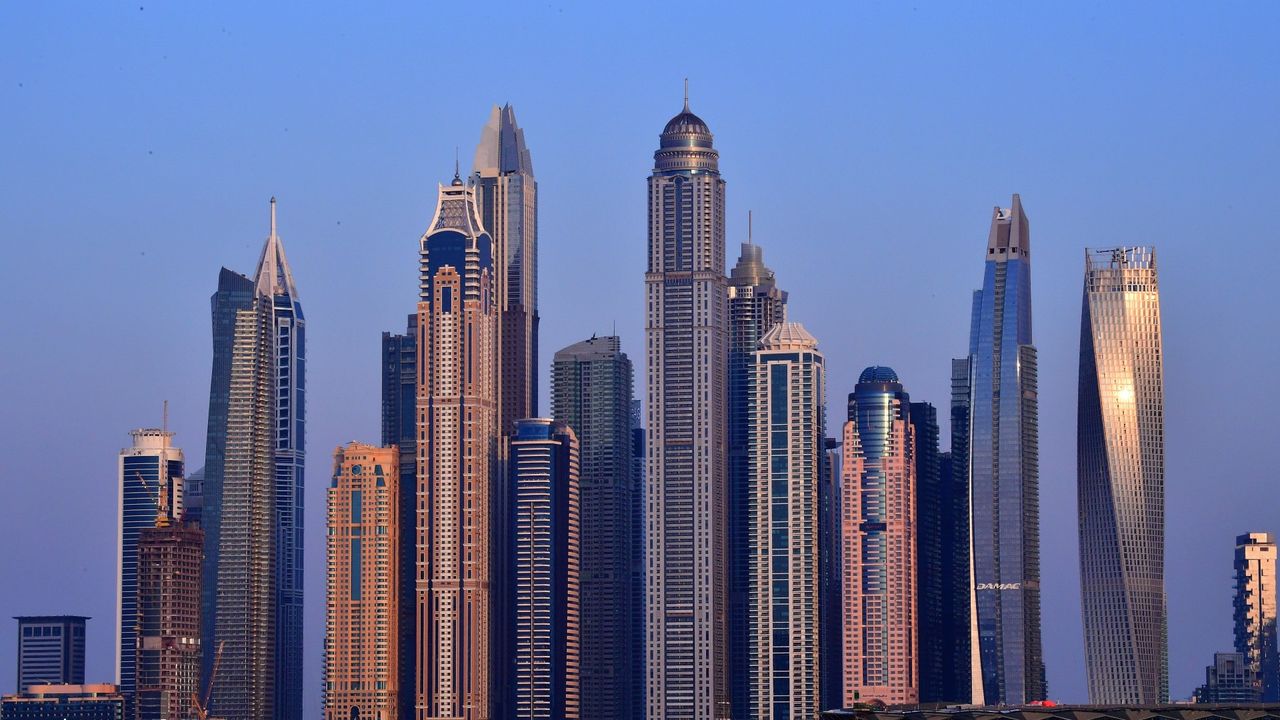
2 2 1277 713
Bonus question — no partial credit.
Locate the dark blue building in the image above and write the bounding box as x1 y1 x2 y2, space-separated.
13 617 88 692
380 314 416 720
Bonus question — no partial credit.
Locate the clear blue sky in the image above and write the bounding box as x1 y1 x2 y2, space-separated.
2 2 1277 712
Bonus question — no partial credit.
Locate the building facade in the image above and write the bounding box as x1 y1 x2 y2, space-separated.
415 176 497 720
380 317 417 720
1 685 124 720
14 617 87 692
747 323 824 720
208 266 277 720
1235 532 1278 702
118 429 184 709
136 520 202 720
505 420 581 720
819 439 843 713
911 402 946 704
644 94 730 720
254 198 306 720
963 194 1044 704
550 336 639 720
842 367 917 706
946 359 974 705
1078 246 1167 704
728 239 787 720
325 443 399 720
1194 653 1256 704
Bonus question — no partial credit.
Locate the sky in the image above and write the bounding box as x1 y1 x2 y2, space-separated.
1 1 1277 713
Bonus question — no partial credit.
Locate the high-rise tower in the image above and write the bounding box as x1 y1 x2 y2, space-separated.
963 194 1044 704
1235 533 1278 702
118 428 184 710
206 265 276 720
474 104 538 433
551 336 639 720
325 443 400 720
136 513 203 720
381 317 417 720
14 617 88 692
727 237 787 720
842 367 918 706
254 198 305 720
1078 245 1167 704
415 175 497 720
644 90 730 720
747 323 824 720
504 420 581 720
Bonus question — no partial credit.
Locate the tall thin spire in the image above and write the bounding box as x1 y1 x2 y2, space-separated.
454 146 461 184
683 78 690 111
748 210 753 245
270 197 277 238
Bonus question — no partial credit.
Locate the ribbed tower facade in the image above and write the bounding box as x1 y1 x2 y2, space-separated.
326 443 399 720
505 420 581 720
1078 246 1167 704
842 367 918 706
747 323 824 720
1235 532 1278 702
254 199 306 720
415 176 497 720
473 104 538 434
119 429 185 711
551 336 640 720
964 194 1044 704
727 240 787 720
644 95 729 720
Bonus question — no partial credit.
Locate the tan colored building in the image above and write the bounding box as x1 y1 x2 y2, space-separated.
842 367 918 706
136 519 202 720
1235 532 1278 700
416 178 498 720
326 443 399 720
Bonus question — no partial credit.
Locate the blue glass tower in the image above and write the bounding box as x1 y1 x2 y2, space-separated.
962 194 1045 704
254 198 305 720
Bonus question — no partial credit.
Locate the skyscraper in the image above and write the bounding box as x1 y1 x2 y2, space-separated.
255 198 306 720
208 269 276 720
381 317 417 720
325 443 400 720
727 238 787 720
747 323 824 720
947 360 974 704
911 401 946 704
644 91 730 720
842 367 917 706
473 104 538 435
819 438 843 714
1235 532 1278 702
1194 653 1257 704
118 428 184 709
415 174 497 720
1078 245 1167 704
505 420 581 720
136 516 203 720
551 336 639 720
14 617 88 692
963 194 1044 704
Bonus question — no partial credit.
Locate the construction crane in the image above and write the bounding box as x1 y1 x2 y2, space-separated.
191 640 224 720
134 471 171 527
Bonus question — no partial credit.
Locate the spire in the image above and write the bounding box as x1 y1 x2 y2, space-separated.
748 210 753 245
452 147 463 185
254 196 300 299
683 77 690 112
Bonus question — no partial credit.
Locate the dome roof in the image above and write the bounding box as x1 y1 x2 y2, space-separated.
759 322 818 351
663 109 711 136
858 366 900 384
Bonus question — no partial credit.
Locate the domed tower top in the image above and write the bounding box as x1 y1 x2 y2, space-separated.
654 80 719 173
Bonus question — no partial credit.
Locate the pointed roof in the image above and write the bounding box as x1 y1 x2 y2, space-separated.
986 192 1030 260
254 197 300 299
759 322 818 351
474 104 534 177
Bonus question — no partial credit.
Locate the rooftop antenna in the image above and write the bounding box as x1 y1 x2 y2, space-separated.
269 196 277 237
163 400 168 433
454 146 461 181
748 210 753 245
683 78 689 111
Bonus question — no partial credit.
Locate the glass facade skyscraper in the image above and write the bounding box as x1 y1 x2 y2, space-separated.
962 194 1044 705
747 323 824 720
254 198 306 720
381 316 417 720
505 420 581 720
842 367 918 707
1078 245 1167 704
118 428 184 711
551 336 640 720
644 95 730 720
727 240 787 720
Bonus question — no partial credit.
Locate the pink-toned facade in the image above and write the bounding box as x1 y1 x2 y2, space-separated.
842 368 918 707
326 443 399 720
415 179 498 720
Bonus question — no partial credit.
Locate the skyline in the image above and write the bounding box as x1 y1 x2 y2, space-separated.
2 3 1278 717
